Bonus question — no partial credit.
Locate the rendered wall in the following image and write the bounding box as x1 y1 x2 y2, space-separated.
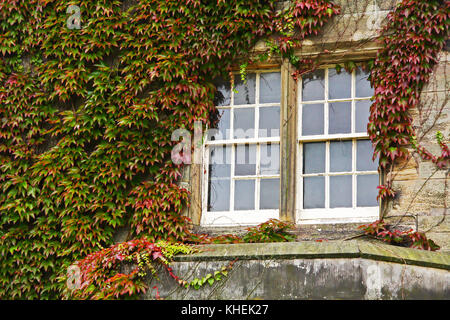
142 241 450 300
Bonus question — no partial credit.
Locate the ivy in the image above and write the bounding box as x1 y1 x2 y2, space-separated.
62 239 197 299
256 0 340 72
368 0 450 201
178 260 236 291
358 220 440 251
190 219 296 244
2 0 447 300
0 0 338 299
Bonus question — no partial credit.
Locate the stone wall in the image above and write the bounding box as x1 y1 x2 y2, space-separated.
387 51 450 251
181 0 450 251
142 241 450 300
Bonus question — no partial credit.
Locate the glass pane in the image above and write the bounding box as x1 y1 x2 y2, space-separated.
357 140 378 171
260 178 279 209
260 72 281 103
234 108 255 139
234 179 255 210
234 74 256 105
260 143 280 175
357 174 379 207
208 179 230 211
328 68 351 99
330 175 352 208
303 176 325 208
235 144 256 176
302 69 325 101
329 141 352 172
303 142 325 174
329 102 351 134
259 106 280 137
214 78 231 106
355 100 371 133
355 67 373 98
209 146 231 178
208 108 230 141
302 103 324 136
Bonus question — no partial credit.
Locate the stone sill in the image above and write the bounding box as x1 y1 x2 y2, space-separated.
174 240 450 271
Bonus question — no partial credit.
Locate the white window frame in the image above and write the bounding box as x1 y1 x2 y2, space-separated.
201 70 281 227
296 66 380 225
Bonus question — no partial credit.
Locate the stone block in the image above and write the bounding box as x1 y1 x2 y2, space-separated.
423 232 450 252
391 178 448 215
174 241 361 262
422 55 450 93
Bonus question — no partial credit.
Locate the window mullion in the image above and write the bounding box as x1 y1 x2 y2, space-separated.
255 72 260 139
256 143 261 211
298 142 303 215
279 60 297 222
324 68 329 210
351 69 356 134
255 73 260 211
230 144 235 213
324 68 329 136
325 141 330 209
352 139 357 209
202 145 210 217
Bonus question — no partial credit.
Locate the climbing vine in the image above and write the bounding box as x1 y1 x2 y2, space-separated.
64 219 293 300
1 0 448 300
358 220 440 251
62 239 197 299
191 219 296 244
368 0 450 203
0 0 339 299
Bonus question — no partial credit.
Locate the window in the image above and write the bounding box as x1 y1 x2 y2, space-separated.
297 66 379 223
199 64 380 227
201 71 281 226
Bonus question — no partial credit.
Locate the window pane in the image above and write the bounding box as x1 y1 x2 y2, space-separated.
234 179 255 210
303 176 325 208
234 74 256 105
356 140 378 171
302 103 324 136
355 67 373 98
208 179 230 211
260 72 281 103
260 178 279 209
259 106 280 137
355 100 371 133
235 144 256 176
214 78 231 106
260 143 280 175
329 102 351 134
328 68 351 99
330 175 352 208
329 141 352 172
302 69 325 101
303 142 325 174
234 108 255 139
209 146 231 178
208 108 230 141
357 174 378 207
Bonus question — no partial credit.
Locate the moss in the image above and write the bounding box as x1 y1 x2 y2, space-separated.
174 240 450 271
